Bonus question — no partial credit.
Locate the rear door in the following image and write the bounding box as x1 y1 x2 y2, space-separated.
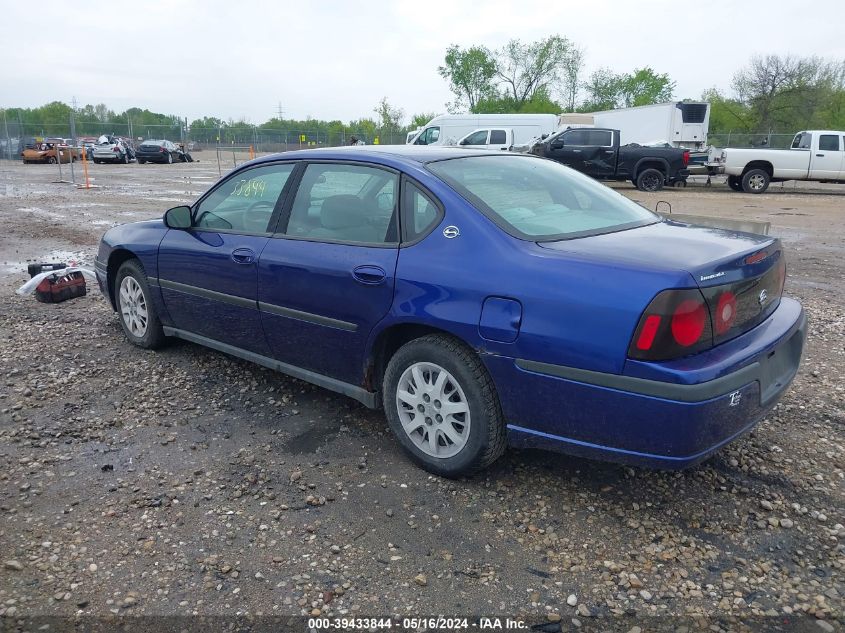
257 161 400 385
809 133 844 180
157 162 297 355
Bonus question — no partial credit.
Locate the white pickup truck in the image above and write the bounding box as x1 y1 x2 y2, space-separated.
720 130 845 193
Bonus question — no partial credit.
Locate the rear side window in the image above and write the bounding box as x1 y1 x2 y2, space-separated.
819 135 840 151
490 130 507 144
401 180 441 242
284 163 398 244
195 163 295 233
587 130 613 146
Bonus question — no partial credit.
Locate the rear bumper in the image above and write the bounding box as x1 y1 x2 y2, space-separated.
484 298 806 469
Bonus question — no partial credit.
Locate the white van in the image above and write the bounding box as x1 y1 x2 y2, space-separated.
409 114 558 147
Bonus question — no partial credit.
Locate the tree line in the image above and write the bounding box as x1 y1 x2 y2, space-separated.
438 37 845 134
3 45 844 143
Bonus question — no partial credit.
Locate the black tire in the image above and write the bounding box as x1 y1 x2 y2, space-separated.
741 168 770 194
47 156 57 164
122 152 129 164
138 159 146 164
382 334 506 477
166 152 173 164
727 175 743 191
114 259 166 350
636 168 664 192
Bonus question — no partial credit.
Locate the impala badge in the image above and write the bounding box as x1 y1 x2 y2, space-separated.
758 289 768 306
443 225 460 239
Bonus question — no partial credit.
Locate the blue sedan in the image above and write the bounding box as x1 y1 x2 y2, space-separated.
95 147 806 477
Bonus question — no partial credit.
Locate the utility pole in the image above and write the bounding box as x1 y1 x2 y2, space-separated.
276 102 285 120
2 109 11 160
69 97 78 147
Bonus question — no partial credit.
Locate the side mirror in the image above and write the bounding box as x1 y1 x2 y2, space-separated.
550 141 564 150
541 133 549 140
164 205 192 229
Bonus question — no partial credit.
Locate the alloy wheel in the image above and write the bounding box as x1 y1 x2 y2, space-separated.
119 276 148 337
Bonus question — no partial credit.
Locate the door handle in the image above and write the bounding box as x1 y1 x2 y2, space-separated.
815 153 824 157
231 248 255 264
352 265 386 285
572 149 582 153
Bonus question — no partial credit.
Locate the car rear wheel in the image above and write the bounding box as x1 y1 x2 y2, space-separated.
166 152 173 164
636 168 664 192
727 175 743 191
115 259 165 349
383 334 506 477
742 168 770 194
138 159 146 164
122 153 129 164
47 157 57 164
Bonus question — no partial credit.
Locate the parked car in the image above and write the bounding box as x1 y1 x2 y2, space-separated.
92 135 134 164
21 141 79 164
718 130 845 193
136 139 189 164
530 127 690 191
95 147 805 477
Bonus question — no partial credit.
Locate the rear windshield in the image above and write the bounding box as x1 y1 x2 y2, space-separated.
427 155 658 240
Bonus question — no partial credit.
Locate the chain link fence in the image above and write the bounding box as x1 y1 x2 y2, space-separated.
0 112 409 162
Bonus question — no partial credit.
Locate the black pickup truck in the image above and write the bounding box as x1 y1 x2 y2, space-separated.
529 128 689 191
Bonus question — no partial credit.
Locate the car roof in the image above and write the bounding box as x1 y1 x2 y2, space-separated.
250 145 525 168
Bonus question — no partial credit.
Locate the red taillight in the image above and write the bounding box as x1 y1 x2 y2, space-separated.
635 315 661 350
113 146 120 152
671 299 707 346
160 147 166 152
713 291 737 335
628 289 713 361
683 150 690 167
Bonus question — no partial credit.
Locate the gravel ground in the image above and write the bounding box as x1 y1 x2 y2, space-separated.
0 158 842 630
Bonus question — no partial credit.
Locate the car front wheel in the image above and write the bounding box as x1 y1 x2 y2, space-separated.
115 259 165 349
383 334 506 477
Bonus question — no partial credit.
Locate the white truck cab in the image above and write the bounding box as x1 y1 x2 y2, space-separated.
721 130 845 193
456 128 514 151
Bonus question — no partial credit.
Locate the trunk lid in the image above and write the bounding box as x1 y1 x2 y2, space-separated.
539 219 785 345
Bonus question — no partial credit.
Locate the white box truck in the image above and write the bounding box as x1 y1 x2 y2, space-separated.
408 114 559 147
557 102 711 150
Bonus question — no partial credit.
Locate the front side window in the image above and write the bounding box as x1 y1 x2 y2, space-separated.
461 130 489 145
428 155 658 241
284 163 398 244
562 129 590 145
791 133 812 149
194 163 294 233
414 127 440 145
819 134 840 151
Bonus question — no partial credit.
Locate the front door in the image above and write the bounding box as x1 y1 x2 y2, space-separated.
157 162 297 355
257 162 400 385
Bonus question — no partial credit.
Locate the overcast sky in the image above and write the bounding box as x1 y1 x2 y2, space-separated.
2 0 844 124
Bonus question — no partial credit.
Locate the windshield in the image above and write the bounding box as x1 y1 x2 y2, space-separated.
427 155 658 241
